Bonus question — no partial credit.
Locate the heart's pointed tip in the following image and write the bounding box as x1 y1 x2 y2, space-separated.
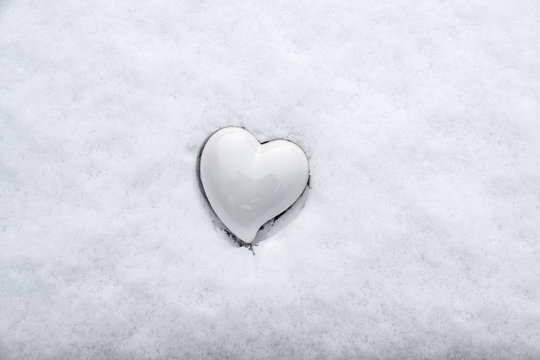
236 234 255 245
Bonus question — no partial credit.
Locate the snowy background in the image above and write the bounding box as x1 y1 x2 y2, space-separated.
1 0 540 359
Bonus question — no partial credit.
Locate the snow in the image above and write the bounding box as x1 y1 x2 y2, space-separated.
1 0 539 358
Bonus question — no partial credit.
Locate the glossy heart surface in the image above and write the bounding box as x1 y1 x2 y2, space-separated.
199 127 309 243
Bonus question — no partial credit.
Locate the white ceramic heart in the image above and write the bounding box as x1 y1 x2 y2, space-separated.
199 127 309 243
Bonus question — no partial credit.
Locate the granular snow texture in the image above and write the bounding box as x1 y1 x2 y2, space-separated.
1 0 539 359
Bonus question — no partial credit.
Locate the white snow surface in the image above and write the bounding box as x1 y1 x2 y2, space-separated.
1 1 540 359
